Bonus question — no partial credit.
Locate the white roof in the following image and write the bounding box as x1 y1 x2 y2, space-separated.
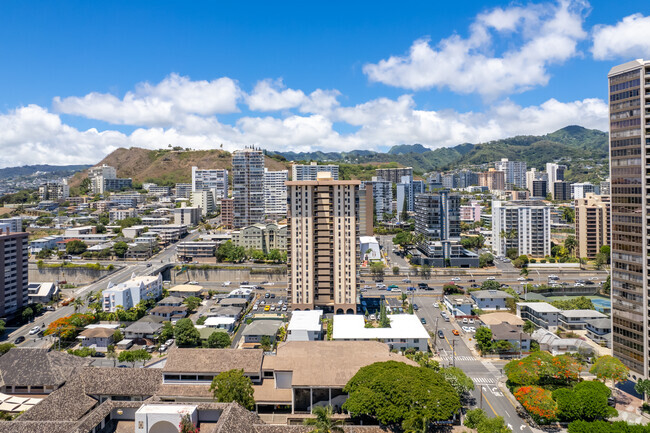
359 236 379 244
332 314 430 340
204 317 236 326
228 288 252 296
288 310 323 332
85 323 120 329
517 302 561 313
560 309 607 319
28 282 55 297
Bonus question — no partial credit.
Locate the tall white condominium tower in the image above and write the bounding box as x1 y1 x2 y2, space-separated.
88 164 116 194
286 172 359 313
291 162 339 181
546 163 566 185
191 166 229 199
492 200 551 258
263 168 289 219
0 224 29 318
495 158 527 189
232 149 265 228
608 59 650 378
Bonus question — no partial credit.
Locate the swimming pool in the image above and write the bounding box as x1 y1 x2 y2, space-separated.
590 297 611 313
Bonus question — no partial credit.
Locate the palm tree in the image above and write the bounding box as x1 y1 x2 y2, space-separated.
303 405 345 433
72 298 84 313
564 235 577 257
523 320 536 334
520 267 529 278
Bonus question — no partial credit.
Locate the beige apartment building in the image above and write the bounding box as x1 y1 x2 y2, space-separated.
478 168 506 191
575 193 610 259
286 173 359 313
231 223 288 254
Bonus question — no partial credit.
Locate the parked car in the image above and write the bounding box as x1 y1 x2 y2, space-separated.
270 294 276 299
462 318 468 324
252 305 259 311
420 318 427 325
264 305 270 312
165 339 175 346
468 318 474 324
91 351 106 357
265 293 271 298
413 304 419 311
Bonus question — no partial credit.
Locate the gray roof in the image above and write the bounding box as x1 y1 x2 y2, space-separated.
242 320 283 337
219 298 248 307
125 318 164 334
0 348 91 388
560 309 607 319
490 323 530 341
209 306 243 317
163 348 263 375
158 295 184 305
471 290 513 299
586 318 611 329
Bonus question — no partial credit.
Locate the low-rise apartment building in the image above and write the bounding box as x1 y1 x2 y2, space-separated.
176 240 217 262
471 290 513 311
332 314 429 352
231 223 287 253
516 302 560 330
558 309 608 331
102 274 163 312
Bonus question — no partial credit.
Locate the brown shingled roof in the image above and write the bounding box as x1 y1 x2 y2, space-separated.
78 367 162 396
0 348 91 388
79 327 115 338
163 348 263 375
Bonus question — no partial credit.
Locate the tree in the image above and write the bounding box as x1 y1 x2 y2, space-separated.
107 346 118 367
66 240 87 255
370 262 385 278
179 412 200 433
564 235 577 257
0 343 15 354
401 195 409 221
303 405 345 433
392 266 400 275
443 283 463 295
479 253 494 268
112 329 124 343
72 298 84 312
595 252 608 270
377 303 390 328
183 296 202 312
514 385 558 423
207 331 231 348
520 267 529 277
22 307 34 323
118 349 152 367
392 231 413 247
523 320 536 334
421 264 432 277
260 335 272 351
505 352 581 387
475 327 493 354
553 380 615 422
476 416 512 433
590 355 629 390
563 207 575 223
600 245 611 263
159 321 174 343
0 319 6 335
602 275 611 295
343 361 460 430
440 367 475 396
481 280 500 291
506 248 519 260
464 408 488 429
113 241 129 258
635 379 650 402
551 296 595 310
174 318 200 347
210 369 255 410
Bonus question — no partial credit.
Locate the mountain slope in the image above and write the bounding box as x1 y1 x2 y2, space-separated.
0 164 91 180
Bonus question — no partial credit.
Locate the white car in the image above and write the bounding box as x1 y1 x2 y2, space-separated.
486 276 495 280
468 327 476 333
589 276 599 280
402 278 411 283
29 326 40 335
165 339 174 346
462 318 468 324
451 277 461 282
253 305 259 311
517 277 526 281
222 281 231 287
468 318 474 324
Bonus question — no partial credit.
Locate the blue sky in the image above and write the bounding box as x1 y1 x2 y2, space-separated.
0 0 649 167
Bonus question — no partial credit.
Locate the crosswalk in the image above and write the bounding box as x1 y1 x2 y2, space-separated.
440 355 479 362
471 377 496 385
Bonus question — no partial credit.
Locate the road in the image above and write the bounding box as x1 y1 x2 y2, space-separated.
5 230 201 347
410 291 531 431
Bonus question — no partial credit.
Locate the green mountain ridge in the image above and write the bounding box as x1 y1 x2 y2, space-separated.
271 125 608 183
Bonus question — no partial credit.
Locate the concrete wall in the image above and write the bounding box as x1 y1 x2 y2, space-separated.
29 263 118 284
171 267 287 284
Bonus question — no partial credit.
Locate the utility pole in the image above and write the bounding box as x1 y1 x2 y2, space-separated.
433 317 440 350
452 339 456 368
480 385 483 410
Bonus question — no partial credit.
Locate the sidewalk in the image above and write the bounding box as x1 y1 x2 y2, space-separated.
612 389 650 425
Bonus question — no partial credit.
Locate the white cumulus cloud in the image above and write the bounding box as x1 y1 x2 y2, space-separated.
53 73 242 127
592 14 650 60
363 0 588 99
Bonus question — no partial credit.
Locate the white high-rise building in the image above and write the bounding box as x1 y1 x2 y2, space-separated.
89 164 117 194
263 168 288 219
495 158 527 189
492 200 551 258
360 177 392 221
286 172 359 313
190 190 216 216
396 175 424 217
232 149 265 228
571 182 596 200
291 162 339 181
546 163 566 186
191 167 229 200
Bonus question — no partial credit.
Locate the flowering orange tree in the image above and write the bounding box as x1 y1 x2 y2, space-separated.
505 351 581 387
515 385 557 424
44 313 96 341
